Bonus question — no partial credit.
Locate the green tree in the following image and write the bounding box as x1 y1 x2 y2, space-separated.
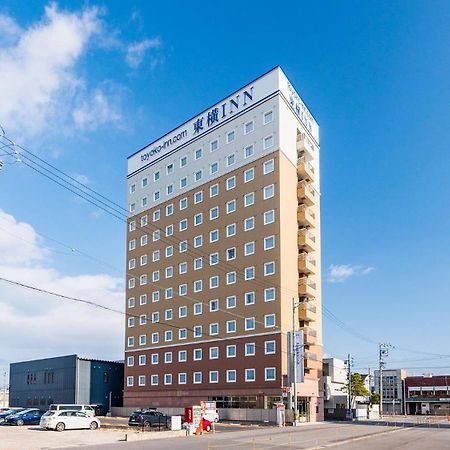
370 393 380 405
343 372 369 408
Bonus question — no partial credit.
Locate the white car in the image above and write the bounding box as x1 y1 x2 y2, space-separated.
40 410 101 432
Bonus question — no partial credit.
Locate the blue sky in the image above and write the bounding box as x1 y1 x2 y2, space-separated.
0 1 449 377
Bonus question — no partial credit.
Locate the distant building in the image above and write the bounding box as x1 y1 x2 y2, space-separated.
374 369 406 414
9 355 123 413
405 374 450 415
0 390 9 408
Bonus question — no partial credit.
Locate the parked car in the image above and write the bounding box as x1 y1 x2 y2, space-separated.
0 408 25 424
202 418 213 432
128 409 170 428
48 404 95 417
40 410 101 432
3 409 45 426
203 409 219 423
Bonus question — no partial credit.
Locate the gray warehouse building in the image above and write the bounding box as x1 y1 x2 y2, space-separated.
9 355 123 414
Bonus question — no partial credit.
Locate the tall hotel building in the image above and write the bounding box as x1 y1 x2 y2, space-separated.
124 67 323 421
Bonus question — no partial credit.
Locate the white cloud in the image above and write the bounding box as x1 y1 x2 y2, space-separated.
328 264 374 283
126 37 161 68
71 173 90 184
0 209 124 369
0 4 122 137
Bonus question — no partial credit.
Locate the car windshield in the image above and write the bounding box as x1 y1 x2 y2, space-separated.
43 411 55 417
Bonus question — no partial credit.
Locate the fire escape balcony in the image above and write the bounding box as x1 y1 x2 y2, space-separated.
298 277 316 298
297 157 315 181
298 228 316 252
297 205 315 228
298 253 317 275
298 303 317 322
297 181 316 206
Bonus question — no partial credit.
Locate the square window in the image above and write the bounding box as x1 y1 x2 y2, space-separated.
194 170 203 182
210 206 219 220
210 252 219 265
180 177 188 189
264 236 275 250
193 372 202 384
129 239 136 251
152 230 160 242
164 352 172 364
152 250 160 262
226 223 236 237
194 280 203 293
165 330 173 342
265 367 276 381
194 235 203 248
244 241 255 256
226 176 236 190
153 191 160 202
128 317 135 327
141 235 148 246
151 353 159 365
140 254 148 266
244 145 254 159
128 278 135 289
127 356 134 367
226 295 236 309
210 229 219 242
193 348 202 361
244 168 255 183
179 284 187 296
227 154 236 167
194 190 203 204
264 261 275 276
129 203 135 213
226 199 236 214
141 197 148 208
128 297 135 308
209 323 219 336
129 221 136 232
139 354 146 366
265 314 276 328
153 171 160 182
180 197 188 210
244 217 255 231
166 224 174 236
244 121 254 134
245 368 256 382
166 163 174 175
227 370 236 383
209 371 219 383
179 261 188 274
139 314 147 325
178 373 187 385
179 240 188 253
151 311 159 323
226 271 236 285
128 258 136 270
127 336 134 347
167 184 174 195
166 246 173 257
139 294 147 305
263 110 273 124
152 291 160 302
226 320 236 333
151 374 158 385
194 212 203 226
178 350 187 362
210 162 219 174
265 340 276 354
139 334 146 345
226 130 235 143
263 184 275 199
210 140 219 152
179 219 188 231
245 317 255 330
194 325 202 338
140 215 148 227
194 303 202 315
164 373 172 385
210 184 219 197
264 135 274 150
179 306 187 318
226 345 236 358
166 204 174 216
194 257 203 270
127 376 134 387
165 287 173 299
244 292 255 305
264 210 275 224
226 248 236 261
195 148 203 160
245 266 255 280
245 343 256 356
165 309 173 321
244 192 255 207
180 155 188 167
209 276 219 289
264 287 276 302
130 184 136 194
263 159 274 174
210 299 219 312
209 347 219 359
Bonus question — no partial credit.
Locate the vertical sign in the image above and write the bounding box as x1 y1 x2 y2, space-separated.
294 331 304 383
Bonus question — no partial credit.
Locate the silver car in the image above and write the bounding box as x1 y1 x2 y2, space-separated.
40 410 101 432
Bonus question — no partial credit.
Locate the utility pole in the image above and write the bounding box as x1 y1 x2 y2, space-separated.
345 354 353 419
292 297 299 425
379 343 392 417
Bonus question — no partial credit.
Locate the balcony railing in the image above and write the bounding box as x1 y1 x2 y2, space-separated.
297 205 315 228
298 228 316 252
302 327 318 345
298 253 316 274
297 156 315 181
298 276 316 298
297 181 316 206
296 135 315 159
298 303 317 321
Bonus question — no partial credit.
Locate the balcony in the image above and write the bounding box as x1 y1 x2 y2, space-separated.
297 181 316 206
302 327 317 345
298 253 316 275
297 205 315 228
298 277 316 298
304 351 322 371
297 157 315 181
296 135 315 160
298 303 317 322
298 228 316 252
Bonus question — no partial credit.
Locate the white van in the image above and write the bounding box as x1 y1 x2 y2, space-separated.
48 404 95 417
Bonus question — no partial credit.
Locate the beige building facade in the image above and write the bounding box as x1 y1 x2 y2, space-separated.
124 67 323 421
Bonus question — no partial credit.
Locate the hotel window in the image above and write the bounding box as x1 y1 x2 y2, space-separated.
265 367 276 381
180 177 188 189
195 148 202 160
244 144 254 159
179 219 188 231
245 292 255 305
194 191 203 205
140 254 147 266
210 184 219 197
152 250 160 262
153 191 160 202
226 130 235 143
226 223 236 237
128 317 135 328
226 247 236 260
129 221 136 232
179 261 187 274
166 224 174 237
180 155 188 167
244 192 255 207
210 206 219 220
151 353 159 365
193 372 202 384
152 230 160 242
130 184 136 194
210 139 219 152
141 234 148 246
227 345 236 358
226 176 236 190
151 375 158 385
210 347 219 359
263 184 275 199
164 374 172 385
128 258 136 270
226 295 236 309
127 356 134 367
178 350 187 362
264 287 276 302
194 235 203 248
128 278 135 289
210 299 219 312
164 352 172 364
129 239 136 251
244 168 255 183
244 241 255 256
141 197 148 208
245 317 256 330
129 203 136 213
141 215 148 227
165 288 173 299
245 343 256 356
263 110 273 124
244 266 255 280
179 240 188 253
264 313 276 328
193 348 202 361
265 340 276 354
128 297 135 308
263 159 274 174
244 120 254 134
165 246 173 257
194 170 203 182
153 171 160 182
165 330 173 342
194 257 203 270
179 328 187 340
166 163 174 175
264 261 275 276
264 236 275 250
209 275 219 289
226 153 236 167
179 197 188 210
166 184 174 195
152 332 159 343
227 271 236 285
245 368 256 382
264 210 275 224
139 334 146 345
179 284 187 296
194 303 202 315
210 229 219 242
226 199 236 214
210 252 219 265
178 373 187 385
244 217 255 231
138 355 146 366
166 204 174 216
139 314 147 325
227 370 236 383
127 376 134 387
263 135 274 150
152 291 160 302
127 336 134 347
227 320 236 333
209 371 219 383
179 306 187 318
209 323 219 336
165 309 173 321
194 280 203 293
142 177 149 188
194 213 203 226
151 312 159 323
210 162 219 175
